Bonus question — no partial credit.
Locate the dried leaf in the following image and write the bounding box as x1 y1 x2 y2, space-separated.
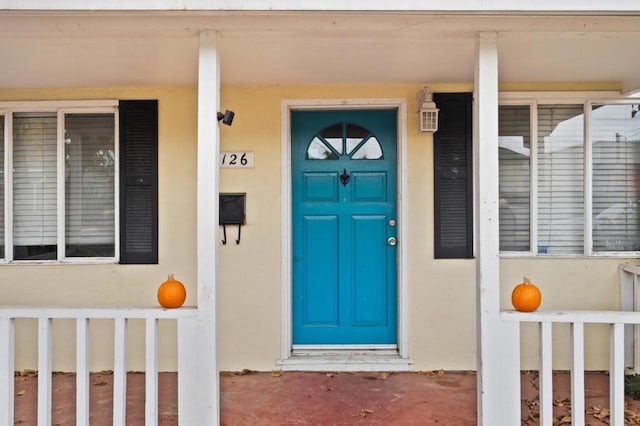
15 377 26 382
358 408 373 417
93 380 108 386
554 398 570 407
270 371 282 378
220 371 234 377
237 369 255 375
380 372 391 380
436 369 445 377
326 373 335 378
16 390 26 396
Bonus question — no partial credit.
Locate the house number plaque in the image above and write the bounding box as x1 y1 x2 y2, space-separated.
220 151 254 168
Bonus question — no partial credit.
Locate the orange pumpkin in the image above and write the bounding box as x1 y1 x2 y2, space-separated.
511 277 542 312
157 274 186 309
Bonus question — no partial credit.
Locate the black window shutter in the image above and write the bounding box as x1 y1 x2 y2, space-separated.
433 93 473 259
119 100 158 264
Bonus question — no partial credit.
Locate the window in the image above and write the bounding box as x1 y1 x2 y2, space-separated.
499 100 640 255
0 100 158 263
306 123 383 160
498 105 531 252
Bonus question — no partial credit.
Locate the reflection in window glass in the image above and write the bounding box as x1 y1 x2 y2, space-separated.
306 122 383 160
346 124 369 154
537 104 585 255
351 137 383 160
591 104 640 251
320 124 343 154
498 106 530 252
65 114 115 257
307 137 338 160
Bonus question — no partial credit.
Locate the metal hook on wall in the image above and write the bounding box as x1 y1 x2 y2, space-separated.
221 224 242 245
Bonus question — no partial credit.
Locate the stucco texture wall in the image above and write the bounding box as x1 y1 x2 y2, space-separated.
0 84 635 372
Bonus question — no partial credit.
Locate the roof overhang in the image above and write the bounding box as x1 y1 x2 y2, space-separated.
0 10 639 91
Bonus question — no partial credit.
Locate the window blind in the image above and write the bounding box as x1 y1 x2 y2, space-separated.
591 104 640 252
64 113 115 257
498 106 531 251
13 112 58 260
537 105 585 255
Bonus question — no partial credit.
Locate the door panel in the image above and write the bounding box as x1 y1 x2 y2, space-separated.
302 215 339 325
292 109 397 345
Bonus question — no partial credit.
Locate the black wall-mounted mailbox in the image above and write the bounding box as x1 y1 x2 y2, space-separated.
219 193 246 244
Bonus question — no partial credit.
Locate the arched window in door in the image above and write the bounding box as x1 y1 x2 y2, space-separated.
306 123 383 160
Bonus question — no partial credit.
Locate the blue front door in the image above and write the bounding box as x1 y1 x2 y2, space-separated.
292 109 397 345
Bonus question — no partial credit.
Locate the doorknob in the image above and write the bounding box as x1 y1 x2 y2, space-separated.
387 237 397 246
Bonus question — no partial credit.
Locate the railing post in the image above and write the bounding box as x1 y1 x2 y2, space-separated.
570 322 585 426
145 318 159 426
539 322 553 426
76 318 90 426
38 317 52 426
0 317 14 426
610 323 625 426
619 263 636 370
178 316 198 425
113 318 128 426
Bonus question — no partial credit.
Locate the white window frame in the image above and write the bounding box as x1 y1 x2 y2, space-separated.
0 100 119 264
498 91 640 258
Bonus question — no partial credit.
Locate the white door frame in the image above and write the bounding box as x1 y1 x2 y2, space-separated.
279 98 409 362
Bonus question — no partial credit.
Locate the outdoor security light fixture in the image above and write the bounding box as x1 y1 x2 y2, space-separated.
417 87 439 132
217 110 235 126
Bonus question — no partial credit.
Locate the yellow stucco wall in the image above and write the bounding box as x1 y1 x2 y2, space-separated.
0 83 635 372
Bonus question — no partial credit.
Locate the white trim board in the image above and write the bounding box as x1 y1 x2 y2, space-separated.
5 0 640 12
279 98 410 370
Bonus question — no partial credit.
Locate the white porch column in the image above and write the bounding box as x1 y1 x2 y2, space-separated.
474 32 521 425
196 30 221 426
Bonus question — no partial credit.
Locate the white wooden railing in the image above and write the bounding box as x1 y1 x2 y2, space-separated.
500 263 640 426
501 310 636 426
0 307 198 426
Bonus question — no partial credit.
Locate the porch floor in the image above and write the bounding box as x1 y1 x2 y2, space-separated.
12 370 640 425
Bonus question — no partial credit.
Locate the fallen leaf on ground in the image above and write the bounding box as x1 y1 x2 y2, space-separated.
380 372 391 380
554 398 570 407
237 369 255 375
220 371 234 377
93 381 108 386
436 369 445 377
326 373 335 378
270 371 282 377
359 408 374 417
16 390 26 396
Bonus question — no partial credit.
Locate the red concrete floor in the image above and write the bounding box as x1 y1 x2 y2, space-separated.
11 370 640 425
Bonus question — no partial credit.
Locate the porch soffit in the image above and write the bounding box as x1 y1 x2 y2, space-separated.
0 12 639 89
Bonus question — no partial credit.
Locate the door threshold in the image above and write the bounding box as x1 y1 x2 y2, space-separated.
278 346 413 372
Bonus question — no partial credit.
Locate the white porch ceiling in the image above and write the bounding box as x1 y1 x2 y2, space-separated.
0 13 639 91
